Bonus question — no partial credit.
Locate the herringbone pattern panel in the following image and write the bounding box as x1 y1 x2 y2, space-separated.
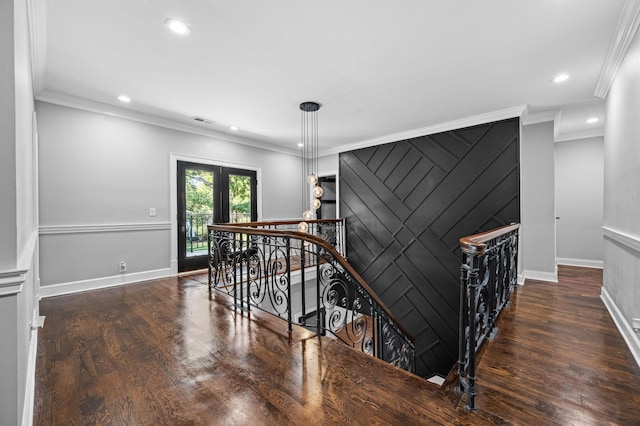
339 118 520 377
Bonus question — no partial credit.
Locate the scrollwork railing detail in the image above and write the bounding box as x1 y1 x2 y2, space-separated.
457 223 520 410
208 221 415 373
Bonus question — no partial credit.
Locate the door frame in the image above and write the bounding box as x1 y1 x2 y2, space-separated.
169 153 262 275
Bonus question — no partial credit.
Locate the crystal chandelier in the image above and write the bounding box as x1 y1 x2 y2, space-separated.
298 101 322 233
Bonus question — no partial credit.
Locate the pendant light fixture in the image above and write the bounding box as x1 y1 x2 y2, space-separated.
298 101 322 233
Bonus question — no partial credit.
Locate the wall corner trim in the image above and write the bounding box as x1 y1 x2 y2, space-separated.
594 0 640 98
601 287 640 368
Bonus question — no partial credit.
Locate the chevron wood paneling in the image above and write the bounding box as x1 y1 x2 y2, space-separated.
339 118 520 377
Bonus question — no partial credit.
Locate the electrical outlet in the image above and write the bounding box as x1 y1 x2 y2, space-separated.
632 318 640 332
149 207 156 217
119 261 127 273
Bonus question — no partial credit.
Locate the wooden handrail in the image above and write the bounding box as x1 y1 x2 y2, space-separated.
208 224 415 343
219 219 343 227
459 223 520 256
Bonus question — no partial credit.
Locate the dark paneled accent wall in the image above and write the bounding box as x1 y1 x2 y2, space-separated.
339 118 520 377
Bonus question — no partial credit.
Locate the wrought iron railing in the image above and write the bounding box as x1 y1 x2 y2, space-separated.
219 219 346 258
186 213 213 255
457 223 520 410
186 212 251 255
207 220 415 373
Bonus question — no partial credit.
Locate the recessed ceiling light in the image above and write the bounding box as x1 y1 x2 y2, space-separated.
165 18 191 36
586 117 600 124
297 143 304 147
230 126 239 131
552 73 570 83
118 95 131 103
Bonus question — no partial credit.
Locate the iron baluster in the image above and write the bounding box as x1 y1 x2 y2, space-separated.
285 237 292 334
466 255 479 410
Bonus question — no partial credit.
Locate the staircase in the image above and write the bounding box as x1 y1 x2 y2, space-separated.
208 219 415 373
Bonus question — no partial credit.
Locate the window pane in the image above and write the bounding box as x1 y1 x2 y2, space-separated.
185 169 213 256
229 174 251 223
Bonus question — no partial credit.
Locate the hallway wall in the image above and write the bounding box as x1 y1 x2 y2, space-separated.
602 26 640 366
37 102 301 294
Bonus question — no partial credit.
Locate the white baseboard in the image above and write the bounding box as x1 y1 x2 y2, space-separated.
601 287 640 369
523 269 558 283
40 267 174 298
22 327 38 426
517 273 525 285
557 257 603 269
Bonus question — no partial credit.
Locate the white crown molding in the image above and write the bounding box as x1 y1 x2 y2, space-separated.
39 222 172 235
35 91 300 157
323 105 527 156
520 106 560 126
27 0 46 94
594 0 640 98
602 226 640 253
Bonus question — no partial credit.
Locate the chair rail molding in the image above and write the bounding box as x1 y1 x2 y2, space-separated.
602 226 640 253
39 222 172 235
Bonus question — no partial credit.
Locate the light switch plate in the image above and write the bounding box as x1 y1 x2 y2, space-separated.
149 207 156 217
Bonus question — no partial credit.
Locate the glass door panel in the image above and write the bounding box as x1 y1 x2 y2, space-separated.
185 168 214 257
229 174 252 223
223 167 257 225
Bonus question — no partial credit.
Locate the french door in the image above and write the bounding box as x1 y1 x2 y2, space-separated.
177 161 257 272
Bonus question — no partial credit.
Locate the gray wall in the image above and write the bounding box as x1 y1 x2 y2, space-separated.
602 28 640 364
520 121 557 281
1 0 40 424
37 102 302 290
555 137 604 266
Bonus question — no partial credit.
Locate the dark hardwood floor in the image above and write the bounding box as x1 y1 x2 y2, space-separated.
474 266 640 425
34 266 640 425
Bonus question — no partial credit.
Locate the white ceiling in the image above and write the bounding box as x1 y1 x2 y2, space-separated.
35 0 623 155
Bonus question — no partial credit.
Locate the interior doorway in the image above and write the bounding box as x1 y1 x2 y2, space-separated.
317 176 336 219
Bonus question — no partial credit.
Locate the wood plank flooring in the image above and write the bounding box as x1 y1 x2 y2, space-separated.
474 266 640 425
34 266 640 425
